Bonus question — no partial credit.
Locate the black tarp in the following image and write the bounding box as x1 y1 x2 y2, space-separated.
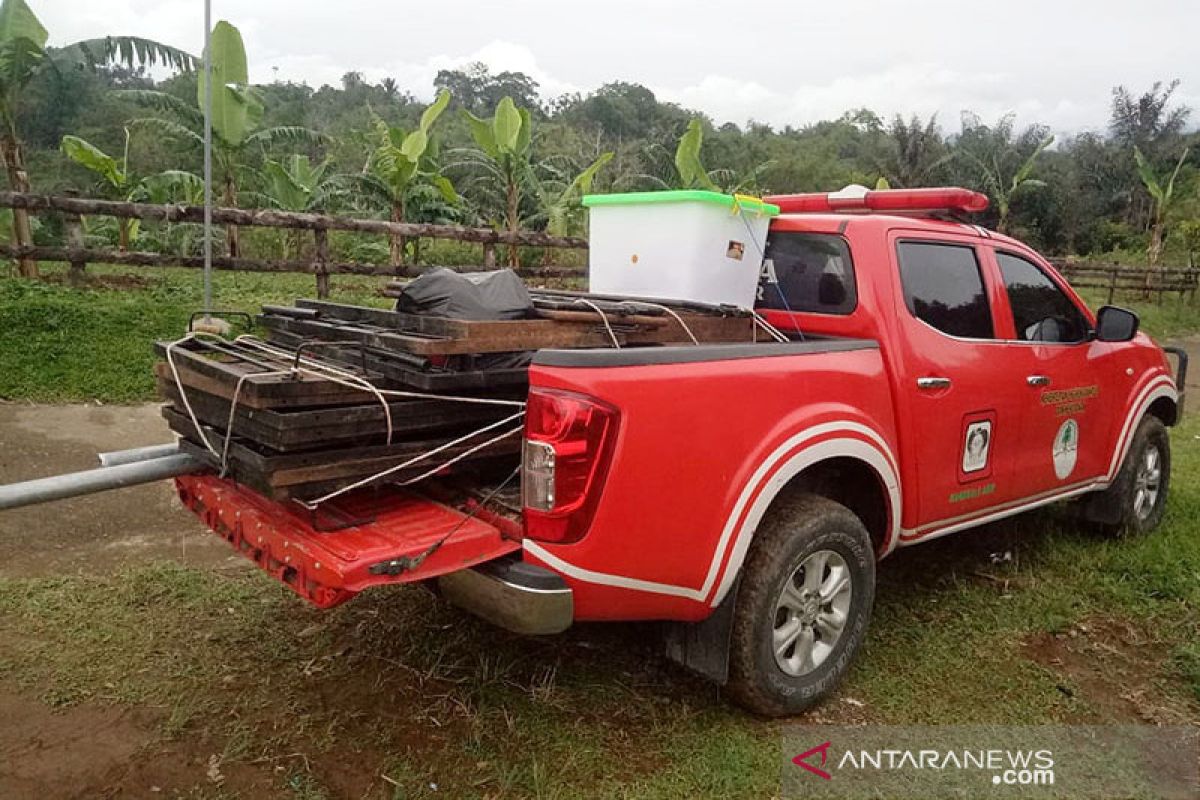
395 268 534 321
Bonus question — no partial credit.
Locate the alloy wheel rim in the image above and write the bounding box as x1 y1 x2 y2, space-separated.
772 549 852 677
1132 444 1163 522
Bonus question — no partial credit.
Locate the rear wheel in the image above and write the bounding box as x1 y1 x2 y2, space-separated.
725 493 875 717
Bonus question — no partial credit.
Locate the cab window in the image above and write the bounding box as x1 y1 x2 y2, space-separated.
996 252 1089 343
759 233 857 315
897 241 994 339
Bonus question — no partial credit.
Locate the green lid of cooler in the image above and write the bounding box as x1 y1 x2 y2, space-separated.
582 190 780 217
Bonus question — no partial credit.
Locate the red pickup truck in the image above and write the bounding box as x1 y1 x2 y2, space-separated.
174 186 1185 716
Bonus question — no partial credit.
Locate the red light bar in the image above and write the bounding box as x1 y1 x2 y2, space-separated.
765 185 990 215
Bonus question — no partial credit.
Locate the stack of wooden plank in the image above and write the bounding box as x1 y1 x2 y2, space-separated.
156 337 520 504
157 290 755 505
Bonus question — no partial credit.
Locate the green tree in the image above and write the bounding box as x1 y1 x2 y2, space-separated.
120 20 324 257
60 131 137 248
61 132 207 251
455 96 535 266
257 154 342 259
956 113 1055 234
434 63 539 115
1110 80 1191 229
0 0 193 275
1134 145 1190 266
456 96 611 266
875 114 951 188
348 91 455 267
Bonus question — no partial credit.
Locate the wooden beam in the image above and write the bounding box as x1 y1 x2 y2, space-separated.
0 191 589 249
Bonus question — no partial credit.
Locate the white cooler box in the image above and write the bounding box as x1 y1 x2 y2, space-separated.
582 190 780 308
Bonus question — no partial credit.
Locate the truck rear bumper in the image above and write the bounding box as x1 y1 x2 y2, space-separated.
438 557 573 635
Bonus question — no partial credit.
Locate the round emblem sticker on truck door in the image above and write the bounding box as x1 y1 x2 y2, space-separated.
1053 419 1079 480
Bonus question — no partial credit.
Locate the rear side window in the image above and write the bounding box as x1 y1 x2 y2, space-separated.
758 233 857 315
897 241 994 339
997 252 1090 343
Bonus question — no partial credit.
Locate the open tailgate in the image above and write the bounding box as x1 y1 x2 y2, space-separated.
175 475 519 608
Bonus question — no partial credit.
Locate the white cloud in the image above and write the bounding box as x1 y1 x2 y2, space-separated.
30 0 1200 135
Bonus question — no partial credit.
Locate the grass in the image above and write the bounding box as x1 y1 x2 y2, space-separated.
0 265 1195 404
1077 287 1200 341
0 263 392 403
1 417 1198 797
0 264 1197 796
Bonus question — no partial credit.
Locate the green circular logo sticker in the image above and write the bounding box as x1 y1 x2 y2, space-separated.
1053 419 1079 480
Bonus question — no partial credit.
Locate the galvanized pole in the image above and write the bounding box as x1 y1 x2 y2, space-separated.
202 0 213 315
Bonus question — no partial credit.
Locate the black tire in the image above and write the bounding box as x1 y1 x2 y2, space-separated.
725 493 876 717
1086 415 1171 537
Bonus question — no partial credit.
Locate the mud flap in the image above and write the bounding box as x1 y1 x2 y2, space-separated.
662 577 740 684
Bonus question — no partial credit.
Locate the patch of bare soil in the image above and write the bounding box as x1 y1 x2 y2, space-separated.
0 690 300 799
1023 615 1198 724
0 403 238 577
0 690 155 799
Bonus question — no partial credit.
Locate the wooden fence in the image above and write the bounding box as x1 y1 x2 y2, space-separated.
1049 259 1199 304
1 191 1196 307
0 191 588 297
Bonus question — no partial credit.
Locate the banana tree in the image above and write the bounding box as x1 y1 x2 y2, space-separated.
630 119 768 193
121 20 324 257
1135 145 1191 267
348 91 455 267
261 154 331 211
957 115 1054 234
60 131 141 249
0 0 194 275
455 96 534 266
258 154 340 258
535 152 614 237
675 118 718 191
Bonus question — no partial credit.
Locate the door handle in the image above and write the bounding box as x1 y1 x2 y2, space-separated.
917 376 952 390
1026 375 1051 387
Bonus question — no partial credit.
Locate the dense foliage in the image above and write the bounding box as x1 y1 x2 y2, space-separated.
6 10 1199 267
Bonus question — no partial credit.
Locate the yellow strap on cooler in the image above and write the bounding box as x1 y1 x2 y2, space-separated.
731 193 767 217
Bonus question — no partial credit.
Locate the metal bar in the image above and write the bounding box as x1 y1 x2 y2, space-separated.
97 443 180 467
0 454 206 511
202 0 213 315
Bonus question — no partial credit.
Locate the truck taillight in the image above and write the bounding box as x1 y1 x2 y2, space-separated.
522 388 619 544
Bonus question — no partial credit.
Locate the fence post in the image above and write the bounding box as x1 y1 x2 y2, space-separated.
63 203 86 285
313 227 329 299
483 242 497 268
1106 267 1118 305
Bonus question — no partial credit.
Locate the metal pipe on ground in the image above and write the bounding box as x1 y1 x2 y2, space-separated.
97 442 181 467
0 454 206 511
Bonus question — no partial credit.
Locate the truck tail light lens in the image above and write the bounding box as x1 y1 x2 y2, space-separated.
522 388 619 544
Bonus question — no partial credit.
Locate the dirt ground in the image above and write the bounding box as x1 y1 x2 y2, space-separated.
0 403 238 578
1 338 1198 799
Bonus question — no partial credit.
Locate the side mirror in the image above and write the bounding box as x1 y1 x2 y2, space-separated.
1095 305 1139 342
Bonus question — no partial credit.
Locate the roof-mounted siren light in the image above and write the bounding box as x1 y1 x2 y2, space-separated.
765 185 990 215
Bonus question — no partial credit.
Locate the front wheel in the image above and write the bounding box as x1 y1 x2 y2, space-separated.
1086 415 1171 536
725 493 876 717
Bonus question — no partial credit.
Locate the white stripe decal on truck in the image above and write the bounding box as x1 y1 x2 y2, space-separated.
524 421 902 605
525 378 1177 606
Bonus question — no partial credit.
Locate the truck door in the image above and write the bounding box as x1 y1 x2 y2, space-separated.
890 237 1029 535
989 248 1117 496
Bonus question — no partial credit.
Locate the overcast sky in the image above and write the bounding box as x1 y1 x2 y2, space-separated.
37 1 1200 135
